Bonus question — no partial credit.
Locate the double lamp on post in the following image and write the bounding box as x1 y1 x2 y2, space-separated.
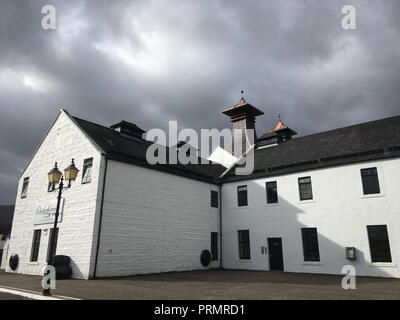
43 159 79 296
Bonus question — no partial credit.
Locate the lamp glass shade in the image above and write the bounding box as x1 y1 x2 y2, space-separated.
64 159 79 182
48 163 62 184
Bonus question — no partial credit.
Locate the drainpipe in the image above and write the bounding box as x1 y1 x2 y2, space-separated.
219 182 223 269
92 155 108 279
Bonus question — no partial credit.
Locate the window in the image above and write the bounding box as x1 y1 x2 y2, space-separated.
47 181 59 192
30 230 41 262
298 177 313 201
367 225 392 263
361 167 380 195
82 158 93 184
46 228 59 262
266 181 278 204
211 232 218 260
211 190 218 208
237 185 248 207
21 177 29 198
301 228 320 262
238 230 251 260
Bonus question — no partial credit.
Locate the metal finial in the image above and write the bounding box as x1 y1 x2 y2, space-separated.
241 89 244 99
278 114 281 122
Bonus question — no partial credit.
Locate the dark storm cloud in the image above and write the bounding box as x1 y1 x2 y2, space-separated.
0 0 399 203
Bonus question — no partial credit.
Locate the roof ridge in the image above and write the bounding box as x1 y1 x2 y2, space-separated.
73 116 114 131
287 114 400 142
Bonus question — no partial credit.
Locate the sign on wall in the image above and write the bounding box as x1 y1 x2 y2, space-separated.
34 199 64 225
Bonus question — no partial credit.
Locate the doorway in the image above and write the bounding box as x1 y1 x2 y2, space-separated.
268 238 284 271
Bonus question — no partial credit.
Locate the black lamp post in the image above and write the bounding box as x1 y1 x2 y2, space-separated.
43 159 79 296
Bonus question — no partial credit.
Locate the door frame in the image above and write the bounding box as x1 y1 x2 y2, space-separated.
267 237 284 271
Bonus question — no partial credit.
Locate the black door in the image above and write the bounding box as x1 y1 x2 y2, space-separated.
268 238 284 271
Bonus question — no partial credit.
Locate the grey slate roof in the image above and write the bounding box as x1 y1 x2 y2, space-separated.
0 205 15 235
73 117 226 184
73 113 400 184
225 114 400 182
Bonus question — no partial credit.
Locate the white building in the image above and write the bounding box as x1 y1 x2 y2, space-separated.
5 98 400 279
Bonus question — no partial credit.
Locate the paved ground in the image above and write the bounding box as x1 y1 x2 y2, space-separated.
0 292 31 300
1 269 400 300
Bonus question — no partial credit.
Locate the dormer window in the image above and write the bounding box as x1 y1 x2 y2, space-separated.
110 121 145 140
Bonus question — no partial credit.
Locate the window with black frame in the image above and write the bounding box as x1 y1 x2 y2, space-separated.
237 185 248 207
211 232 218 260
30 229 41 262
298 177 313 201
266 181 278 204
211 190 218 208
238 230 251 260
367 225 392 263
47 181 59 192
46 228 59 262
301 228 320 261
82 158 93 184
21 177 29 198
361 167 380 195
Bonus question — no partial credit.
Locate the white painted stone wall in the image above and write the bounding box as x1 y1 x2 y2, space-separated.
0 237 9 269
6 111 103 279
222 158 400 278
10 109 399 280
95 160 221 277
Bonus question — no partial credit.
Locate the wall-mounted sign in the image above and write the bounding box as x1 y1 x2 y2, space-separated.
34 199 64 225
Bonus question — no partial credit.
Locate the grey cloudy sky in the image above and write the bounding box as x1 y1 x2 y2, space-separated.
0 0 399 204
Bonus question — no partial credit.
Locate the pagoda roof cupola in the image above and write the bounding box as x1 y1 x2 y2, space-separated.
222 97 264 122
257 118 297 147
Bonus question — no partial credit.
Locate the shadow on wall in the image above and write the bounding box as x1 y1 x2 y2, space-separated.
230 180 393 279
69 259 86 279
92 179 393 280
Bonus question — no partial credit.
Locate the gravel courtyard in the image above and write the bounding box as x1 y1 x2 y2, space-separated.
1 269 400 300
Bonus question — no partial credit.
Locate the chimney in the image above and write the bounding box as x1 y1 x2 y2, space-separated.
222 96 264 155
110 121 145 141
